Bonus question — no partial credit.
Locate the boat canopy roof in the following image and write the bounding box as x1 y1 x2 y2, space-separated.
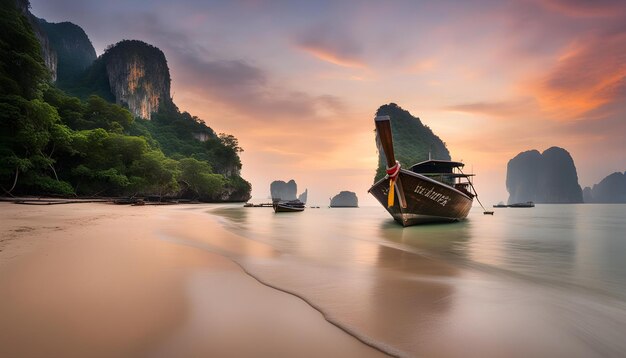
409 160 465 174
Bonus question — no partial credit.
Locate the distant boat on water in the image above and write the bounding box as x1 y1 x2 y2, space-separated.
493 201 534 208
508 201 535 208
368 115 482 226
273 199 305 213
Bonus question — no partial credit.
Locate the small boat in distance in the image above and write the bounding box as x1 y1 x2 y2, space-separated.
369 115 487 226
273 199 305 213
508 201 535 208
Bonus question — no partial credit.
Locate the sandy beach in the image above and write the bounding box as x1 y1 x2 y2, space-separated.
3 202 626 357
0 203 387 357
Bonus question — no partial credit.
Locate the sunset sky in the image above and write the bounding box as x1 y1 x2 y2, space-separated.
31 0 626 205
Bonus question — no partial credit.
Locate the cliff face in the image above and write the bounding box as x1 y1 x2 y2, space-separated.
330 191 358 207
506 150 542 203
506 147 583 204
270 180 297 200
217 186 252 202
38 19 96 85
374 103 450 182
16 0 57 81
298 189 308 204
101 40 172 119
583 172 626 203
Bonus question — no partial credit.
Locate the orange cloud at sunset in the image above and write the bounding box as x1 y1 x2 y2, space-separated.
530 33 626 120
298 45 366 69
445 99 538 119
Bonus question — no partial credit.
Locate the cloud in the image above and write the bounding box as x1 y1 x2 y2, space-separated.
531 31 626 119
445 99 537 118
294 25 366 68
118 14 347 123
406 58 438 74
540 0 626 18
171 55 346 123
174 55 267 90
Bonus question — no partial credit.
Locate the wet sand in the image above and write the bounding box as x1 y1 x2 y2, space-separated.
0 203 387 357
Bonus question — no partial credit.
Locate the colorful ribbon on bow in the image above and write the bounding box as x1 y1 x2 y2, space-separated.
386 161 401 207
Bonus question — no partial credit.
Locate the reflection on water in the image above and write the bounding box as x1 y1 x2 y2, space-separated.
207 204 626 356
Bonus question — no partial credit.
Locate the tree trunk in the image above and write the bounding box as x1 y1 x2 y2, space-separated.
7 167 19 194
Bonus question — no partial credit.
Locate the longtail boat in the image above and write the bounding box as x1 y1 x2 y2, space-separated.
272 199 305 213
368 115 481 226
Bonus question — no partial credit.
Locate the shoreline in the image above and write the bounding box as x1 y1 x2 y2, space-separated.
0 202 388 357
3 202 626 356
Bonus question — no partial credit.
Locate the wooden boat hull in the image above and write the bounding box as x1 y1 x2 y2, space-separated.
273 203 305 213
369 169 473 226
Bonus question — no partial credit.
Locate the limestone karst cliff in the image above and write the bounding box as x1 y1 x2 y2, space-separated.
583 171 626 203
270 180 298 200
506 147 583 204
330 191 358 207
98 40 172 119
374 103 450 182
298 189 308 204
38 19 96 86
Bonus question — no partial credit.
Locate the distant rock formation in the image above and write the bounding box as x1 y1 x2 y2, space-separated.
506 147 583 204
374 103 450 182
270 180 297 201
101 40 173 119
330 191 358 207
298 189 308 204
583 172 626 203
37 19 96 85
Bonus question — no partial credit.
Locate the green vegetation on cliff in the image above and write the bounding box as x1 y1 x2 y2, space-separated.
0 1 250 201
374 103 450 181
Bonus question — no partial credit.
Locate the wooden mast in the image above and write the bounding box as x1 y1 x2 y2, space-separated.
375 115 407 208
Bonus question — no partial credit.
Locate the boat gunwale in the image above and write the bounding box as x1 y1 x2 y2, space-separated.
368 168 473 201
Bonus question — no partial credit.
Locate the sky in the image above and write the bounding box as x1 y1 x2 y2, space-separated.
31 0 626 205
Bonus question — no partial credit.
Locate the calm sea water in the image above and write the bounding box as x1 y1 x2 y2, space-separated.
205 204 626 357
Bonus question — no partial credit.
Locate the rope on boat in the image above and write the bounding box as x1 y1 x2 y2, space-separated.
386 161 401 207
458 167 493 215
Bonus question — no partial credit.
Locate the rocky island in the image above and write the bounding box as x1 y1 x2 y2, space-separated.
270 180 297 201
506 147 583 204
330 191 358 207
270 180 307 203
583 171 626 203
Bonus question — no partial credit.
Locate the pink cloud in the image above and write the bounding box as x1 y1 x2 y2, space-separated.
540 0 626 18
